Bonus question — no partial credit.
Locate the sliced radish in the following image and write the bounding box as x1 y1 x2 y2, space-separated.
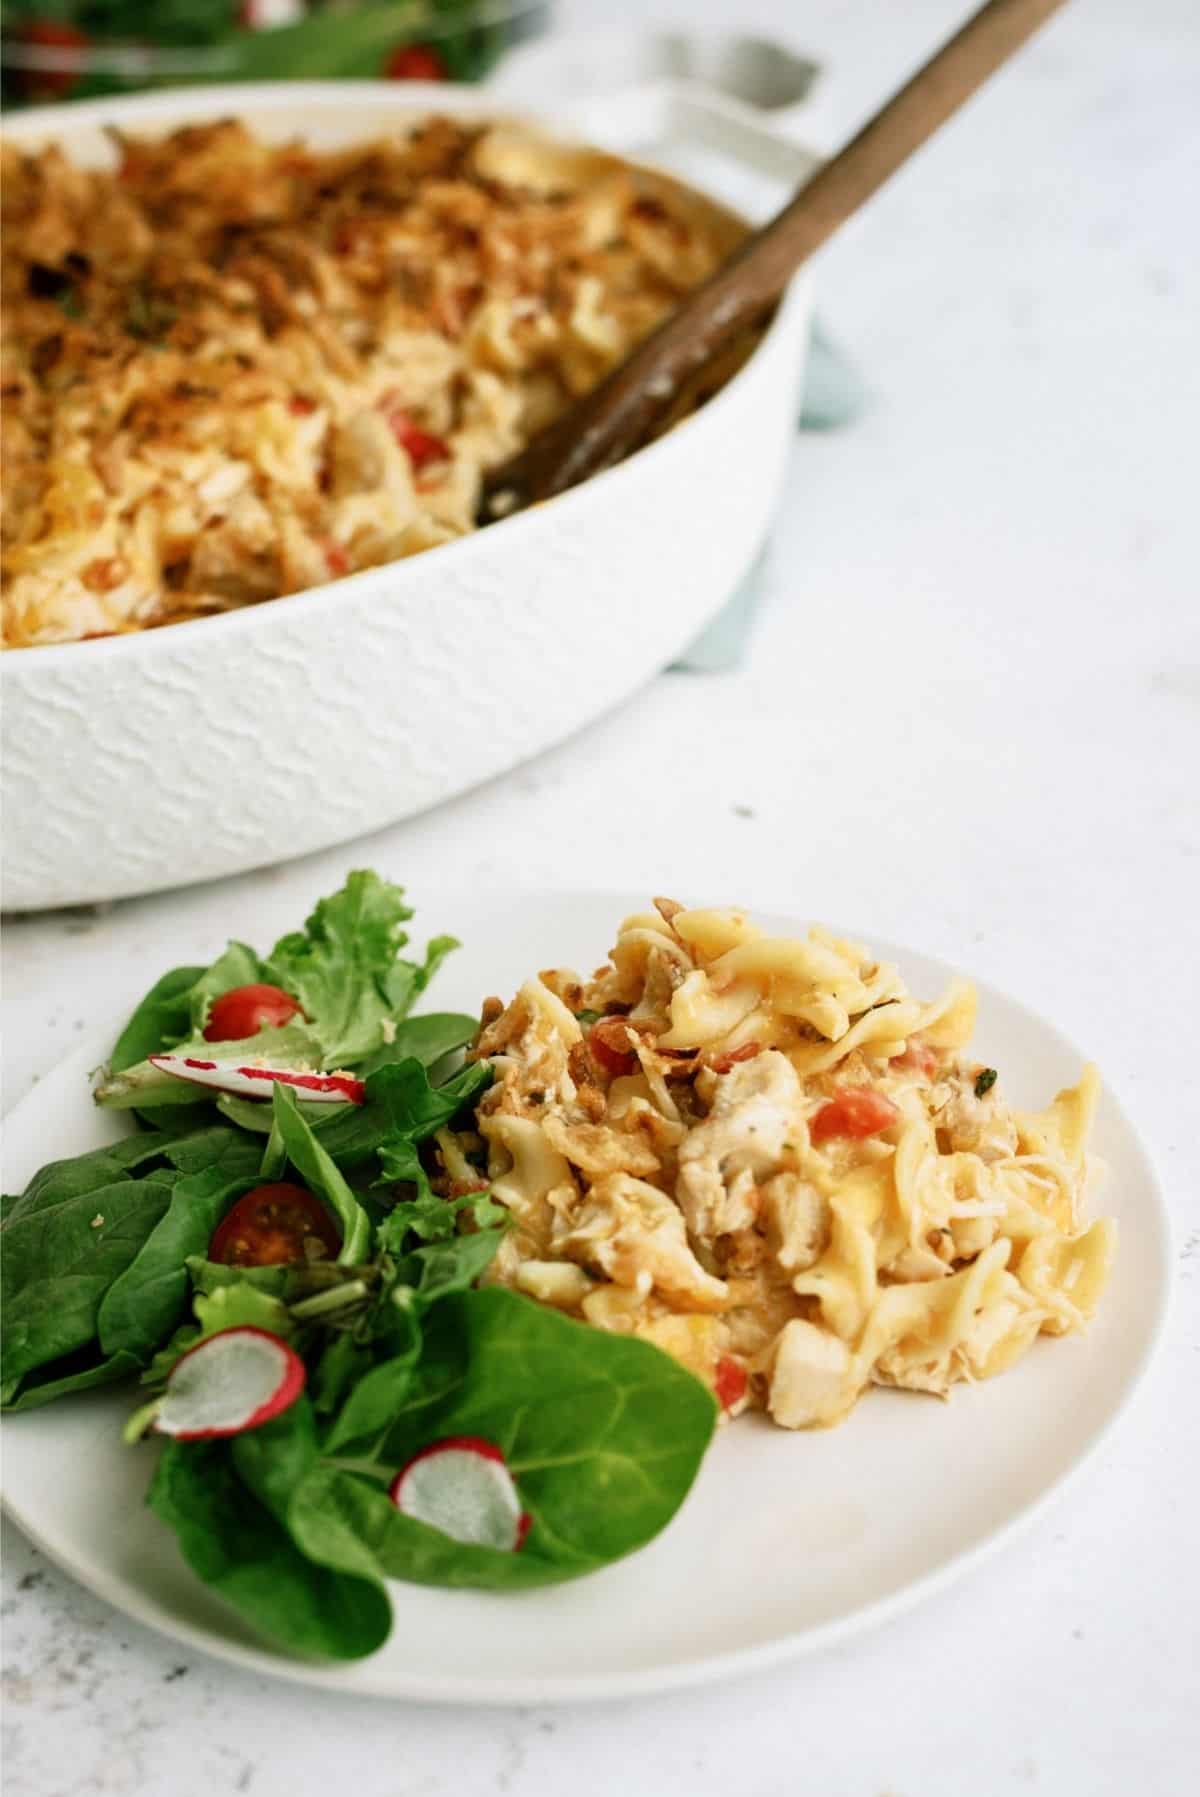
156 1327 306 1440
148 1054 364 1105
389 1436 531 1552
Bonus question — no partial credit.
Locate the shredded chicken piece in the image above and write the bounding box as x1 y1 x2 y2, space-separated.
556 1173 729 1312
676 1050 805 1245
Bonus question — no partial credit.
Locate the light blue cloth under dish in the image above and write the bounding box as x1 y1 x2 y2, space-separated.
671 318 866 672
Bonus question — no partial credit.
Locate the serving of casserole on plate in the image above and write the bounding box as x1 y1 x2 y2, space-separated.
0 885 1169 1701
0 82 815 911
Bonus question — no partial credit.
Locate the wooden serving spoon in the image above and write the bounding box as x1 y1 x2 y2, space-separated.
479 0 1068 522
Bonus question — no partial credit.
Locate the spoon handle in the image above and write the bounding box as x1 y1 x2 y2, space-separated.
481 0 1068 515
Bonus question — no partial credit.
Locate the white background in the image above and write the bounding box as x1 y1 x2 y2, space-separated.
3 1 1198 1792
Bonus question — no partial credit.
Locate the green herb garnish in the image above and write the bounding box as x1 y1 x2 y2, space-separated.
974 1068 998 1098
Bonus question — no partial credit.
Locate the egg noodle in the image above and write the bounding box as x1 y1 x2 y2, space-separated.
446 900 1115 1428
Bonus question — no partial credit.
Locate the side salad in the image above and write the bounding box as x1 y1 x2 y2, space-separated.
1 873 716 1661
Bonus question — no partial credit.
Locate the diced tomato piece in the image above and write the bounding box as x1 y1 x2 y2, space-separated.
288 396 317 415
383 43 447 82
379 398 450 472
707 1041 762 1075
714 1355 747 1411
811 1088 900 1145
891 1039 938 1078
588 1016 638 1079
210 1183 340 1268
323 540 350 577
203 982 303 1042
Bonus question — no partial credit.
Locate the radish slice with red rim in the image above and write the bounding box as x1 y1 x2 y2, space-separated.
156 1326 306 1440
148 1054 364 1105
389 1436 531 1552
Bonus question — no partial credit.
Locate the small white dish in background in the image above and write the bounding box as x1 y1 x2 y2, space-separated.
0 893 1170 1703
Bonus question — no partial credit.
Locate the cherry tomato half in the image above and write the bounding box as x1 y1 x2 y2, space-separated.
209 1183 341 1268
383 43 447 81
588 1016 638 1079
811 1088 900 1145
203 983 303 1042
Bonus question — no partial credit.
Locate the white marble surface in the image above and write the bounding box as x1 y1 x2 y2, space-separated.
3 1 1198 1791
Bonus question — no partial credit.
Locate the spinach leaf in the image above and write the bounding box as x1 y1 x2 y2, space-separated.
376 1289 717 1581
109 965 205 1073
1 1175 174 1400
290 1469 595 1592
161 1127 264 1179
320 1309 424 1458
1 1125 265 1405
269 1086 373 1264
353 1012 479 1080
1 1134 170 1230
402 1229 506 1303
147 1434 390 1661
316 1057 491 1176
2 1349 144 1412
96 1154 261 1363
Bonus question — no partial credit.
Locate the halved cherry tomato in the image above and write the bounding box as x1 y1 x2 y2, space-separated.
714 1355 747 1411
588 1016 638 1079
379 399 450 472
383 43 447 81
891 1039 938 1078
210 1183 340 1268
811 1088 900 1145
203 983 303 1042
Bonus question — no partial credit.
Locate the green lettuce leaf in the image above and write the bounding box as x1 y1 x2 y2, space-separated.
94 871 460 1114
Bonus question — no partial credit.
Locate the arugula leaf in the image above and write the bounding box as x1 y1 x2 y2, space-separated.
147 1431 390 1661
269 1086 373 1265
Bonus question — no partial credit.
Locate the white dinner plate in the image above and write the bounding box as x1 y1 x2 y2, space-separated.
0 892 1170 1703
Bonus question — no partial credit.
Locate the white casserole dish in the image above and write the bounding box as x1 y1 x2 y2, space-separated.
1 81 815 912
